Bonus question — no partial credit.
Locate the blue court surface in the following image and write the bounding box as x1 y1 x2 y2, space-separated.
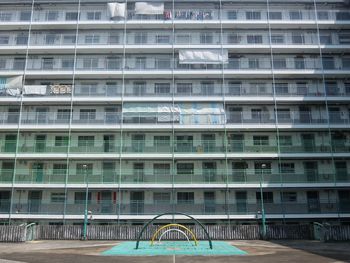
101 241 247 256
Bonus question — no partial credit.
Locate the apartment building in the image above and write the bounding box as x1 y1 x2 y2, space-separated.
0 0 350 225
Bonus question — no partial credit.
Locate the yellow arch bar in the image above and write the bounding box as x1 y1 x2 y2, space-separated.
150 223 198 246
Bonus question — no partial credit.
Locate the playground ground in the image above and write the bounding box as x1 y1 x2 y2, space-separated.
0 240 349 263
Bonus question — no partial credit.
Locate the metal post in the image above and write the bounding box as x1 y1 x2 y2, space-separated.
260 163 266 239
83 164 89 240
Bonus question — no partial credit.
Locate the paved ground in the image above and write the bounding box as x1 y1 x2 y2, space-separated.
0 240 349 263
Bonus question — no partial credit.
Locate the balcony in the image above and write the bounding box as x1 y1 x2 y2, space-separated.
0 168 348 185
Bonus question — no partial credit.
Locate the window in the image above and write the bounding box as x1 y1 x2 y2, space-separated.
253 136 269 146
250 83 266 94
85 35 100 44
200 33 213 44
320 34 332 45
135 32 147 44
289 11 302 20
109 33 120 44
78 136 94 147
227 11 237 20
156 58 170 69
269 11 282 20
63 35 76 44
176 34 191 44
66 12 79 21
176 83 192 95
153 163 170 176
339 34 350 44
80 109 96 120
281 192 297 202
227 34 241 44
277 109 290 120
45 34 57 45
86 11 101 20
273 58 286 69
51 193 65 203
16 34 28 45
83 58 98 69
74 192 91 204
345 82 350 94
155 83 170 94
13 58 25 70
62 58 74 69
53 163 67 175
279 163 295 174
247 35 263 44
336 12 350 21
0 36 9 45
177 163 194 175
0 12 12 21
177 192 194 204
275 83 288 95
279 135 292 146
20 11 31 21
80 83 97 95
76 163 93 176
317 11 329 20
271 34 284 44
154 192 170 204
154 136 170 148
156 35 170 44
0 58 6 69
246 11 261 20
248 58 259 69
57 109 71 121
256 192 273 203
342 58 350 69
201 81 215 95
42 57 54 70
47 11 58 21
254 162 271 174
55 136 69 147
292 33 304 44
325 81 338 95
251 108 262 119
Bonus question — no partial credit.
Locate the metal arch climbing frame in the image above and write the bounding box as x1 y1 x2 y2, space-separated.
135 212 213 249
150 223 198 246
158 229 192 245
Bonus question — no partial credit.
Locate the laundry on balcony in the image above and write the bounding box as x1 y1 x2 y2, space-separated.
135 2 164 15
107 2 126 18
175 10 212 20
23 85 47 95
163 10 172 20
179 49 228 64
0 75 23 96
50 84 72 94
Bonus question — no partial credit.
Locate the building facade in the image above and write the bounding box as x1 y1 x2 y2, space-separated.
0 0 350 225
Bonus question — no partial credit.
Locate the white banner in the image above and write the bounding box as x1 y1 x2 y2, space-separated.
107 2 126 18
135 2 164 15
179 49 228 64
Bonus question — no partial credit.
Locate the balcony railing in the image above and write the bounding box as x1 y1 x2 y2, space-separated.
0 168 348 185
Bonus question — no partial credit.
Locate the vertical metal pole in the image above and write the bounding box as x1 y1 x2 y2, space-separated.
260 164 266 238
83 165 88 240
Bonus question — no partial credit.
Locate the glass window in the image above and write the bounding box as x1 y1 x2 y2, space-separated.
42 57 54 69
177 163 194 175
47 11 59 21
227 33 241 44
55 136 69 147
279 163 295 174
273 58 286 69
271 34 284 44
336 12 350 21
87 11 101 20
65 12 79 21
281 192 297 202
0 36 9 45
0 58 6 69
292 33 304 44
13 58 25 70
247 35 263 44
63 35 76 44
227 11 237 20
256 192 273 203
275 83 289 95
342 58 350 69
16 34 28 45
83 58 99 69
20 11 31 21
289 11 302 20
62 58 74 69
134 32 147 44
248 58 259 69
317 11 329 20
269 11 282 20
80 109 96 120
153 192 170 203
279 135 292 146
320 34 332 44
176 34 191 44
246 11 261 20
85 35 100 44
76 163 93 176
253 136 269 146
74 192 91 204
51 193 65 203
177 192 194 204
0 12 12 21
339 34 350 44
53 163 67 175
109 33 120 44
254 162 271 174
200 33 213 44
153 163 170 176
156 35 170 44
78 136 94 147
176 83 192 95
155 83 170 94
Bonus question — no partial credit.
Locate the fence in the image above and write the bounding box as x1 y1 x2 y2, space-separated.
0 224 349 242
